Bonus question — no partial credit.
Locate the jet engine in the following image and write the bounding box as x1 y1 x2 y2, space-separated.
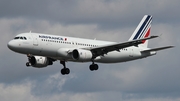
27 56 53 68
72 49 93 61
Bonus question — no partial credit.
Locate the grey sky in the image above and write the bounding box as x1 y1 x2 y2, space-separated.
0 0 180 101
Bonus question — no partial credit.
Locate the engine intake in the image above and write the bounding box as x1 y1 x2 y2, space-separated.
72 49 93 62
28 56 53 68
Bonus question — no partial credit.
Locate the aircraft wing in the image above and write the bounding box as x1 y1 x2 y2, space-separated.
88 36 158 57
141 46 174 53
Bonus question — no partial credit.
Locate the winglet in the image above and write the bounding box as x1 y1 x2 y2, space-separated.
150 35 158 38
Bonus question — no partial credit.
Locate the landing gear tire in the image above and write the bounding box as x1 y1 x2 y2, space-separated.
89 64 99 71
61 68 70 75
94 64 98 70
26 62 30 67
90 65 94 71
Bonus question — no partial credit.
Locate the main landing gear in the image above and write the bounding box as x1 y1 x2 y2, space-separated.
60 61 99 75
60 61 70 75
89 62 99 71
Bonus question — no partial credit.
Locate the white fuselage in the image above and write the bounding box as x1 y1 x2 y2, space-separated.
8 33 155 63
7 15 173 75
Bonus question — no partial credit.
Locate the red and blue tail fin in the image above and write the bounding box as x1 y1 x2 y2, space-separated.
129 15 153 48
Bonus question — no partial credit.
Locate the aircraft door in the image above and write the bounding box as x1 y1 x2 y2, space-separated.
31 34 38 46
129 48 134 57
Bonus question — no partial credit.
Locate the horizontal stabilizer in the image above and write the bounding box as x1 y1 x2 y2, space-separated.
141 46 174 52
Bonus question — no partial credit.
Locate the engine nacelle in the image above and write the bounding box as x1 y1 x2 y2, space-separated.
72 49 93 62
28 56 53 68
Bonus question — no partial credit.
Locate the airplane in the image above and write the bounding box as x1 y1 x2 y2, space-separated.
7 15 174 75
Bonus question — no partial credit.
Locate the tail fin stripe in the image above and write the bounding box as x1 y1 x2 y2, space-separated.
139 24 151 39
133 16 152 40
138 19 152 39
129 15 153 48
142 28 151 43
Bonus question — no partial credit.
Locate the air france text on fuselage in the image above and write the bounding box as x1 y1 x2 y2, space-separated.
39 35 64 40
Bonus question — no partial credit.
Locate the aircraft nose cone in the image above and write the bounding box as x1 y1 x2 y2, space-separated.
7 40 16 50
7 41 13 49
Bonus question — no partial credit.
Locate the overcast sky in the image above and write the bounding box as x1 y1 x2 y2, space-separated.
0 0 180 101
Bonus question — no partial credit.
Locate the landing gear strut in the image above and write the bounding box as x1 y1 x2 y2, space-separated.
60 61 70 75
26 54 32 67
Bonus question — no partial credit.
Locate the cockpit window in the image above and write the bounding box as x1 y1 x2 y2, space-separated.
14 37 19 39
14 36 27 40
